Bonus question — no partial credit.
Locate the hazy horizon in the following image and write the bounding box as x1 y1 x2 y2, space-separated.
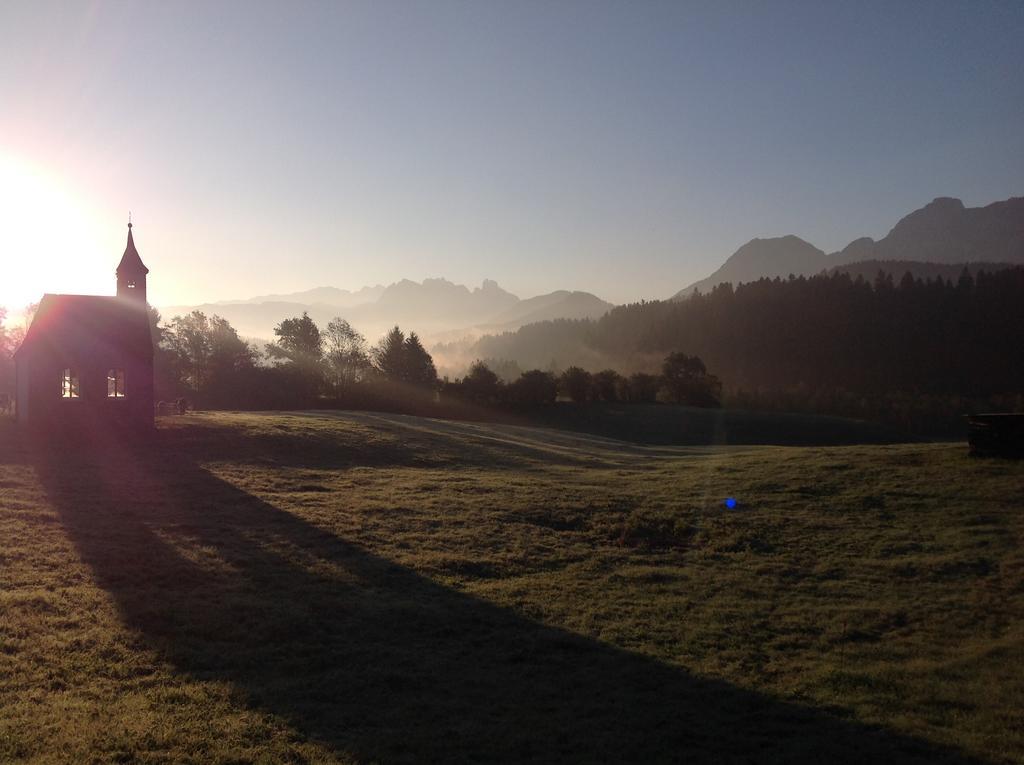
3 1 1022 310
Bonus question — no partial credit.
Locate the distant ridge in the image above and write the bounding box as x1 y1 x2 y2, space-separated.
374 278 520 321
672 196 1024 299
481 290 614 330
162 278 613 343
218 285 386 307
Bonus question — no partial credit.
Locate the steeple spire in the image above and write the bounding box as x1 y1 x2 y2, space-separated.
116 218 149 302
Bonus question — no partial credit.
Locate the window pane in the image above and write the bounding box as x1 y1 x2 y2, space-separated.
107 369 126 398
62 369 79 398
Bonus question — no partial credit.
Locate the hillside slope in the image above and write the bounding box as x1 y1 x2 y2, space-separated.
675 235 827 297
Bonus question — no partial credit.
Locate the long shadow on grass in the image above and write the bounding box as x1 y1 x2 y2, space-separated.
29 428 981 764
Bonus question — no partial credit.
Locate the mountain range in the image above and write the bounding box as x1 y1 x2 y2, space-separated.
160 195 1022 348
217 285 387 308
673 196 1024 298
161 279 614 344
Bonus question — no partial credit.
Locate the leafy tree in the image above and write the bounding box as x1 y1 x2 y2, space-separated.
592 369 622 402
16 303 38 334
460 360 501 403
662 352 721 407
148 305 165 347
163 311 257 404
149 307 180 400
207 316 258 380
560 366 592 403
324 317 372 392
265 312 324 402
269 312 323 367
164 311 214 393
0 307 23 397
509 370 557 405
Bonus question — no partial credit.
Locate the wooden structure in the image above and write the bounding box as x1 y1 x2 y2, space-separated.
13 223 154 431
967 414 1024 458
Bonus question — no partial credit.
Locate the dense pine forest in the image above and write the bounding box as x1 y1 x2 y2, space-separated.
469 268 1024 432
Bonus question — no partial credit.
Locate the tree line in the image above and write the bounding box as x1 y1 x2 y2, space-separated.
153 311 442 411
470 267 1024 433
0 302 720 417
0 308 24 408
444 352 720 408
150 305 725 413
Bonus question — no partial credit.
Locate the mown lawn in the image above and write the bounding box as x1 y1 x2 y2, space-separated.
0 411 1021 763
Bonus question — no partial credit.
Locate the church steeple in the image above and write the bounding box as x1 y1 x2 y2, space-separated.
116 217 149 302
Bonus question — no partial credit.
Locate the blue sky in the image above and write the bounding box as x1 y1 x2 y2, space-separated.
1 0 1022 308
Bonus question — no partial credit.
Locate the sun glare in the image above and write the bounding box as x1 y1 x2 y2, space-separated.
0 154 110 315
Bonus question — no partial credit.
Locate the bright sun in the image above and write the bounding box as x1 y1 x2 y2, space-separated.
0 153 111 314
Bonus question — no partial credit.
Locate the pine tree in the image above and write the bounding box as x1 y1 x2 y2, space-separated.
403 332 438 388
374 326 407 381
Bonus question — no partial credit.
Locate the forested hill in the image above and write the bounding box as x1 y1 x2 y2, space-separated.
471 267 1024 398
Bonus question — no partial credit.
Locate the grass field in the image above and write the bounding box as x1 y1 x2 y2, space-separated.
0 410 1022 763
500 400 910 446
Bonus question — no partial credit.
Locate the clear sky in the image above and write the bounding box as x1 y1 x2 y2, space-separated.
1 0 1022 310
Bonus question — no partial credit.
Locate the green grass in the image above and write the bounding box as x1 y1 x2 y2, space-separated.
0 410 1021 763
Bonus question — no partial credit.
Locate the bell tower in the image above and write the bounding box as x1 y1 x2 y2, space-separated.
116 217 149 303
